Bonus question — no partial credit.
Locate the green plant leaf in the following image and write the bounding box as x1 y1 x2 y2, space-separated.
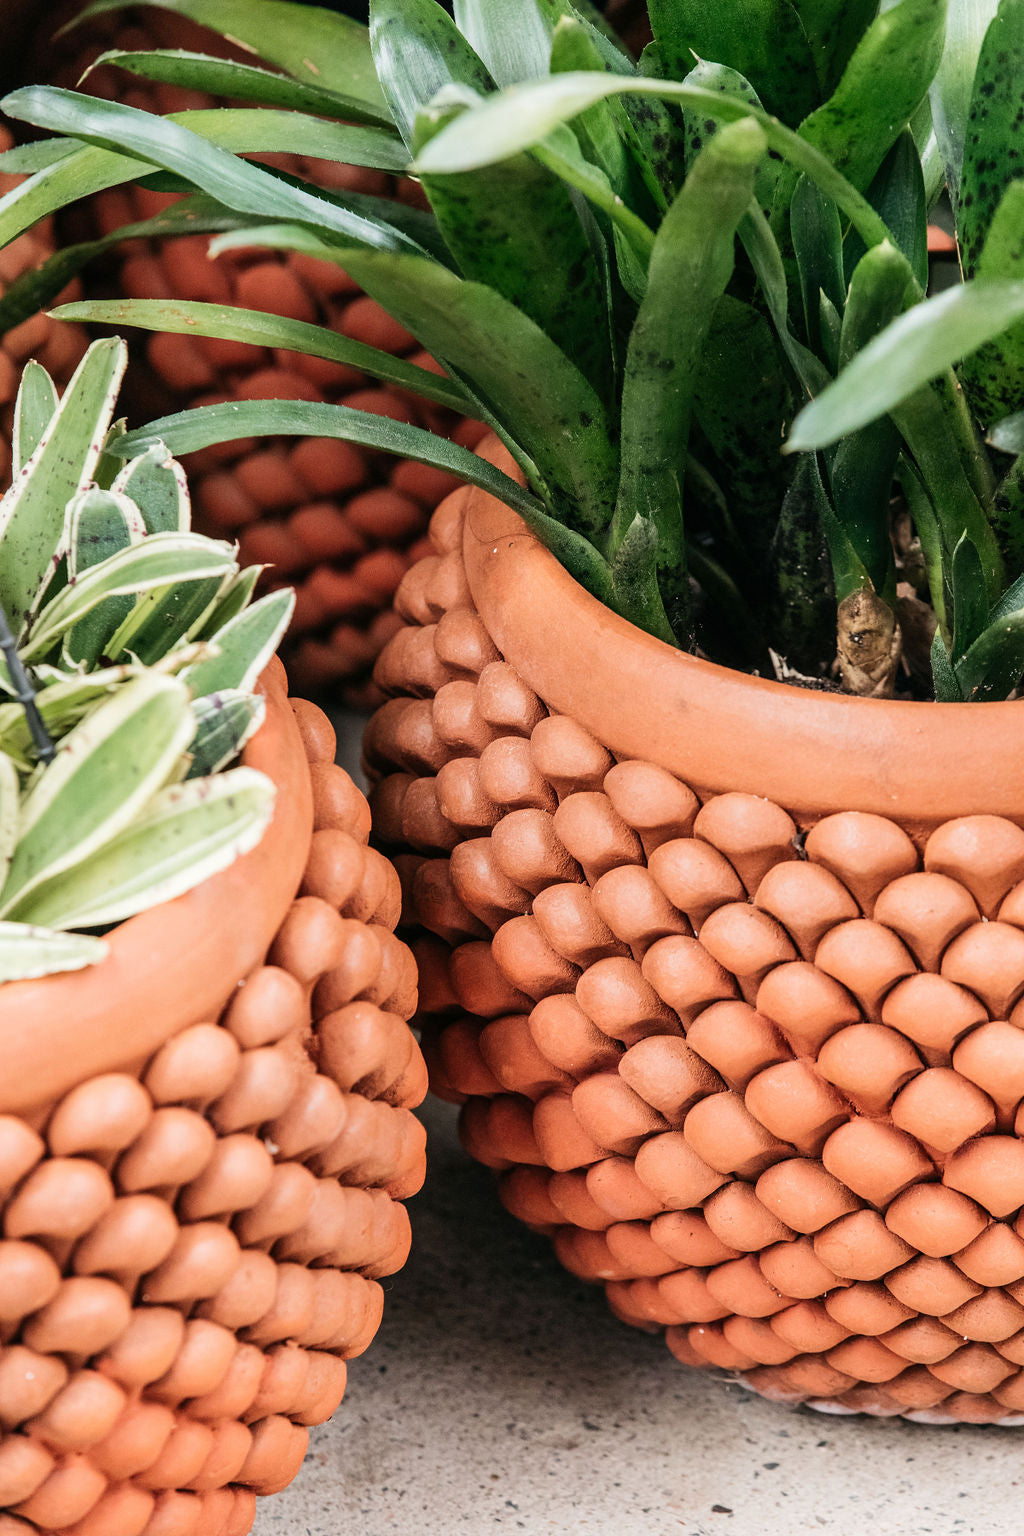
411 69 894 251
12 362 57 478
990 412 1024 454
930 0 1001 210
680 61 778 204
931 624 962 698
609 512 676 644
0 674 195 915
768 453 837 671
0 195 255 335
739 203 832 397
23 532 237 663
12 764 274 930
790 175 844 353
181 589 295 697
452 0 554 85
648 0 819 125
0 754 17 886
109 442 190 535
842 129 929 292
0 89 423 256
0 662 140 767
105 577 228 667
959 0 1024 275
210 227 619 538
987 453 1024 583
52 297 472 415
960 180 1024 428
186 689 264 777
531 124 655 266
0 337 126 637
193 565 263 639
953 604 1024 700
83 47 403 132
949 533 989 662
370 0 494 149
69 0 389 119
789 279 1024 449
0 140 79 174
793 0 881 97
111 397 552 527
614 119 767 640
786 0 948 196
65 488 146 668
0 923 108 982
692 295 794 568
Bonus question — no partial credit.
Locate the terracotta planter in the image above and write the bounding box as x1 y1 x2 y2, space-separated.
365 437 1024 1425
0 659 427 1533
37 6 481 707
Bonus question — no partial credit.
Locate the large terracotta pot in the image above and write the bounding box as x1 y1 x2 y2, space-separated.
0 659 427 1534
38 5 481 706
365 437 1024 1425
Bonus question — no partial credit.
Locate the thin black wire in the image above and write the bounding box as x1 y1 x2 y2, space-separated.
0 601 54 765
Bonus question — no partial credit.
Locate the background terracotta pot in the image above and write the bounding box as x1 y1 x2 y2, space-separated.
364 437 1024 1426
32 4 483 707
0 661 428 1534
0 125 87 475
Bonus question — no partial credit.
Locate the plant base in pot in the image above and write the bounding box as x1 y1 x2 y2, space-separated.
366 446 1024 1426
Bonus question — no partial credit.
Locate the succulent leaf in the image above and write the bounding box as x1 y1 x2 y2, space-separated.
65 488 146 668
0 923 108 983
11 360 57 477
186 690 265 778
0 674 195 916
181 589 296 697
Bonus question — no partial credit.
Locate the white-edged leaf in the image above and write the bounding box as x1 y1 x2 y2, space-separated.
12 765 275 930
0 674 195 915
0 753 18 886
23 532 238 662
0 922 108 982
12 360 57 477
110 441 190 533
187 689 265 777
0 336 126 635
65 487 147 667
182 588 296 697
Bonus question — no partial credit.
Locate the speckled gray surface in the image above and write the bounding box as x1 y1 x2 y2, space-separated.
252 1096 1022 1536
256 710 1022 1535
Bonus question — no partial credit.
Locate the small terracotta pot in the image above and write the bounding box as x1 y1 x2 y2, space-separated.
366 436 1024 1425
39 6 480 707
0 660 427 1533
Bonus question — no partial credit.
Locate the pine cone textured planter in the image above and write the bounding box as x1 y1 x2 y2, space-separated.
367 441 1024 1426
48 7 478 706
0 662 426 1534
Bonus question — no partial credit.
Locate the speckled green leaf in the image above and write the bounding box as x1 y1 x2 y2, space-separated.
181 589 295 697
791 175 844 352
693 295 794 567
610 513 676 644
959 0 1024 276
370 0 493 149
793 0 880 96
615 119 767 640
953 603 1024 699
843 130 928 291
0 337 126 637
680 61 778 203
775 0 947 229
648 0 818 125
961 181 1024 428
930 0 1001 209
768 453 837 671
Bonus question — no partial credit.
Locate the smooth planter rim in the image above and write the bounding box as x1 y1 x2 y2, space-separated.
0 664 312 1113
461 451 1024 831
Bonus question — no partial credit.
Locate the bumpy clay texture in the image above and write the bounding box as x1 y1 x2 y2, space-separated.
0 124 86 474
0 698 426 1534
49 8 479 704
367 478 1024 1424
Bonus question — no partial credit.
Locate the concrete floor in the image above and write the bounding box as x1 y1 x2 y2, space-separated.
253 1095 1024 1536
